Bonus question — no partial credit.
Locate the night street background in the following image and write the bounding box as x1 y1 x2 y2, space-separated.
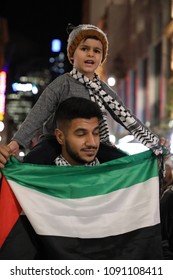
0 1 83 82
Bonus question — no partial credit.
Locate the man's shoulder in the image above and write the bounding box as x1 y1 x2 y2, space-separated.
23 137 59 165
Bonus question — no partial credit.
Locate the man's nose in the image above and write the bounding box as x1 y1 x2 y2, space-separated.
86 134 97 146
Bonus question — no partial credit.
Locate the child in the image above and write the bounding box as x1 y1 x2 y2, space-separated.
7 23 169 160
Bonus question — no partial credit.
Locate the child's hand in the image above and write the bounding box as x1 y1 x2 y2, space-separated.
8 141 19 156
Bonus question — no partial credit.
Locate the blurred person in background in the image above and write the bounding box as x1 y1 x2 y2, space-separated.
160 158 173 259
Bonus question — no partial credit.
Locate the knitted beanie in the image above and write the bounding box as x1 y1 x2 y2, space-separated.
67 23 108 64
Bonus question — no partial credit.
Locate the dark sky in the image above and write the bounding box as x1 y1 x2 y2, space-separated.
0 1 83 80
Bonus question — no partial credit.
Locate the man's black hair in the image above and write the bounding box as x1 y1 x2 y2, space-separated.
54 97 103 126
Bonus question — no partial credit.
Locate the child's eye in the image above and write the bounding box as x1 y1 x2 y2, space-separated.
94 49 101 54
81 47 87 51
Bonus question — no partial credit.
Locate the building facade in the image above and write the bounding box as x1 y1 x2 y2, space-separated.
83 0 173 140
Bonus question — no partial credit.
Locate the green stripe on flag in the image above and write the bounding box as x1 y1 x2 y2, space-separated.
2 150 158 199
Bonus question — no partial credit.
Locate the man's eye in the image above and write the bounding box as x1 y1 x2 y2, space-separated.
93 130 100 136
76 132 85 136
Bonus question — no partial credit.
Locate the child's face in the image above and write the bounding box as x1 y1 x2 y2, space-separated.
72 38 103 80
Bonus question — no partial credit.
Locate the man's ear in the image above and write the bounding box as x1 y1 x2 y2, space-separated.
55 128 64 145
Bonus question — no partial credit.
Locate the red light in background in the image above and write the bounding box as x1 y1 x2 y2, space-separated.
0 71 6 121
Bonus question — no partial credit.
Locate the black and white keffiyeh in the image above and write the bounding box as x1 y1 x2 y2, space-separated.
71 68 110 144
70 68 164 156
55 155 100 166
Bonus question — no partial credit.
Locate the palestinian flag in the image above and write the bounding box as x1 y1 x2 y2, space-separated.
0 150 163 260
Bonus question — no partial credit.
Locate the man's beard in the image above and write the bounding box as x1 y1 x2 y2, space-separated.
65 142 96 164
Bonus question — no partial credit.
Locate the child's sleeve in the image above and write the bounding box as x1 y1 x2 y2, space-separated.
11 85 59 149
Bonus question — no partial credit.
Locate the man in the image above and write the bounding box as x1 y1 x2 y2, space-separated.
0 97 104 260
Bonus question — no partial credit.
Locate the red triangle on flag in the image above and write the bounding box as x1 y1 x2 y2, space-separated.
0 176 22 248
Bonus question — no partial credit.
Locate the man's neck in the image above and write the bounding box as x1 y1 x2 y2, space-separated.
55 154 100 166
